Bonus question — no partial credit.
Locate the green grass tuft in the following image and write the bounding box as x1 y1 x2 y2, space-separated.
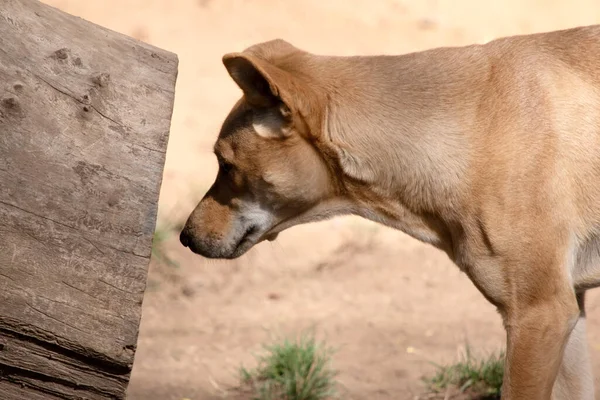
423 344 504 399
238 333 339 400
151 221 183 268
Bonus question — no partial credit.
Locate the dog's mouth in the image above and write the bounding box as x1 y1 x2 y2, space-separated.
230 224 262 258
230 225 282 258
181 223 279 260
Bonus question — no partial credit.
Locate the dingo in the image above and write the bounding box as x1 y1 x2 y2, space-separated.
180 26 600 399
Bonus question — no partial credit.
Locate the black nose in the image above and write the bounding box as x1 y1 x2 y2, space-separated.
179 229 190 248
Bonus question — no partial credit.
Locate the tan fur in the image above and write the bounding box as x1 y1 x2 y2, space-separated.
180 26 600 399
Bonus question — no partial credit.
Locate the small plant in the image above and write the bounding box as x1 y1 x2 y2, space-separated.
238 333 338 400
151 221 183 268
423 344 504 399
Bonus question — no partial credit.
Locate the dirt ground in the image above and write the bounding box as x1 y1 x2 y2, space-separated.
41 1 600 399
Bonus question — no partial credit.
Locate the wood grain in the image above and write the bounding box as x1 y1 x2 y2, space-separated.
0 0 178 398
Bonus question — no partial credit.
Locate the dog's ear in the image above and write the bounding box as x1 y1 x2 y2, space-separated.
222 53 289 109
222 46 325 141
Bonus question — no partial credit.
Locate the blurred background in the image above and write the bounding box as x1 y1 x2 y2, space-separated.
39 1 600 399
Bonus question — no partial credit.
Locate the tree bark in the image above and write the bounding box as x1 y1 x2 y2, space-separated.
0 0 178 398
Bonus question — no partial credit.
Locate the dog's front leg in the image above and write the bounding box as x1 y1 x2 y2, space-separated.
497 263 580 400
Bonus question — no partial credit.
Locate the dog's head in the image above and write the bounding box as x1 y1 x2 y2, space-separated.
180 40 342 259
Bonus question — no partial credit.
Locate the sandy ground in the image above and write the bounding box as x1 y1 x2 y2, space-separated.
41 1 600 399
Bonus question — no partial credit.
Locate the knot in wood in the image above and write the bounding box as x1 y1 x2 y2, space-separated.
92 72 111 87
2 97 19 109
53 47 70 60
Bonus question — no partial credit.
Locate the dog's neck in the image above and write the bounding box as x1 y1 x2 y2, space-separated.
312 47 491 250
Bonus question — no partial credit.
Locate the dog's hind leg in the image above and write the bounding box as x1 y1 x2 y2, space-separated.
552 291 595 400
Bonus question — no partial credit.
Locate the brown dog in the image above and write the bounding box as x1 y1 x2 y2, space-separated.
180 25 600 399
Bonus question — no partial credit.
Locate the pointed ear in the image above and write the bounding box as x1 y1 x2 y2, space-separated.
222 52 289 109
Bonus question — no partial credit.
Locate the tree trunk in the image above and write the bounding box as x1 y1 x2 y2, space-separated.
0 0 178 398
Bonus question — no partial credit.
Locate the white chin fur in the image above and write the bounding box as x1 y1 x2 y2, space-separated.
227 202 275 249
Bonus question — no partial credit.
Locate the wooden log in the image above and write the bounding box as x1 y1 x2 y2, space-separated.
0 0 178 398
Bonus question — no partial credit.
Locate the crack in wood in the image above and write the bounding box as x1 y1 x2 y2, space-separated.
24 302 89 336
0 199 77 232
0 324 131 374
0 201 146 258
82 236 105 255
0 363 121 399
100 241 149 259
33 74 166 154
35 294 91 315
128 141 167 155
34 74 125 128
60 281 96 299
55 283 129 321
97 279 133 296
0 272 17 283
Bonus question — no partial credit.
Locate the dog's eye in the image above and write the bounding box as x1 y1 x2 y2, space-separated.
219 160 234 174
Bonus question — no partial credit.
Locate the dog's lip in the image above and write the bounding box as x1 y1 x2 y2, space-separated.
257 226 282 244
230 225 281 258
230 219 288 257
264 232 279 241
231 225 261 257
